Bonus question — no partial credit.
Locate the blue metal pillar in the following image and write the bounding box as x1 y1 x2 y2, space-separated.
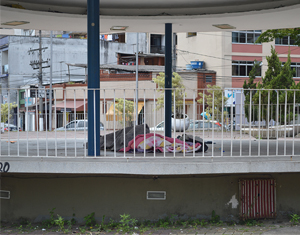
87 0 100 156
165 23 172 137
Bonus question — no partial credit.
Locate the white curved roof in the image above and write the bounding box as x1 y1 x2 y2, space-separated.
1 0 300 33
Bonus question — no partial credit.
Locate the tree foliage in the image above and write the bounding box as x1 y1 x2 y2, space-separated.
243 46 300 125
243 60 260 121
152 72 186 118
114 98 135 126
256 28 300 46
197 85 228 121
1 102 17 123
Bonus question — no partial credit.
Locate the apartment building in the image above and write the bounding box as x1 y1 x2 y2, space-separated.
177 30 300 89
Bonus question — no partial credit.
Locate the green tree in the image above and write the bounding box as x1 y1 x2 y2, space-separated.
243 47 300 125
256 28 300 46
243 60 260 122
152 72 186 118
197 85 228 121
1 102 17 123
114 98 135 127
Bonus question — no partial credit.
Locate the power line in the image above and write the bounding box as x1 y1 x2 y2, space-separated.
177 49 232 61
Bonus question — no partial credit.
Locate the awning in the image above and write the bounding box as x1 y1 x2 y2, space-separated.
106 101 144 121
53 101 87 112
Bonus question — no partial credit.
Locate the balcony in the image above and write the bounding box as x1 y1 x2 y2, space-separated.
1 88 300 175
150 45 165 54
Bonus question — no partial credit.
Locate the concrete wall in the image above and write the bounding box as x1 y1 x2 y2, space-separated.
1 173 300 223
100 32 148 65
3 36 88 103
8 36 88 88
177 32 230 87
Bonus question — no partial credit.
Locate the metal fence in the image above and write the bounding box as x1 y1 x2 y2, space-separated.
1 88 300 158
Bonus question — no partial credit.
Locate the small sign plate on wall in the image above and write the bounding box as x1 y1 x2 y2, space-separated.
147 191 166 200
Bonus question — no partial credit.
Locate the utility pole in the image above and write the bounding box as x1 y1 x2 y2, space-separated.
49 31 53 131
173 33 177 72
38 30 43 131
28 30 50 131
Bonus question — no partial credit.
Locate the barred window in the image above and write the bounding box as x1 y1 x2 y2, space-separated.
205 75 213 83
232 30 262 44
232 61 261 76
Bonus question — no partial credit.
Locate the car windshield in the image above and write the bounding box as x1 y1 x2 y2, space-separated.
66 121 76 129
77 121 87 128
157 122 164 128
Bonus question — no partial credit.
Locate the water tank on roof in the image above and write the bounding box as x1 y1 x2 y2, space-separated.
190 61 204 69
186 64 192 70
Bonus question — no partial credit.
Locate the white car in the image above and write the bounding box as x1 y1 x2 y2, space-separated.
150 121 164 131
188 120 223 130
56 120 104 131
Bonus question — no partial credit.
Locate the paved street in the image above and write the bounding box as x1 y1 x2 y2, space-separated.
1 130 300 157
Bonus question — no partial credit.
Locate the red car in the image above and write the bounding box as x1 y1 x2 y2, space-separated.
4 124 22 131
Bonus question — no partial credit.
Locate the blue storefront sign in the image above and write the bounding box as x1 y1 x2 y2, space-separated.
25 97 33 107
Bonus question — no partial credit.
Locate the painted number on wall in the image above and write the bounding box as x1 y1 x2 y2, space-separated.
0 162 10 172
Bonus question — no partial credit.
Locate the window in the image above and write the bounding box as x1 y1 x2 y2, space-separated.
66 121 76 129
157 122 164 128
275 36 296 45
77 121 87 128
205 75 213 83
283 62 300 77
187 32 197 37
100 33 125 43
291 63 300 77
232 30 262 44
232 61 261 76
150 34 164 54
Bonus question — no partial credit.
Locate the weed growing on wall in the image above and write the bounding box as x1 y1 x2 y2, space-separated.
210 210 223 225
84 212 96 227
290 213 300 225
42 208 56 228
117 214 138 233
6 209 299 235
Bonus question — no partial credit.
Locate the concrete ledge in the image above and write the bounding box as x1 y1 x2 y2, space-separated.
1 156 300 175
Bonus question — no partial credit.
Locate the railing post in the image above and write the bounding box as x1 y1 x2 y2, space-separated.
165 23 172 138
87 0 100 156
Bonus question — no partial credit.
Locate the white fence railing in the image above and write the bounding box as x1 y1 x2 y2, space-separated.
1 88 300 157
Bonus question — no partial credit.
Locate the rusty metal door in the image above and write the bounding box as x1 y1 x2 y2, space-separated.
239 179 276 219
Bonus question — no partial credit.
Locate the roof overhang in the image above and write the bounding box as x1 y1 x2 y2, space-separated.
1 1 300 33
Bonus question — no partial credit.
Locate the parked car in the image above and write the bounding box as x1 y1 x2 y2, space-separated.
188 120 223 130
56 120 104 131
150 121 164 131
151 120 224 132
3 124 22 131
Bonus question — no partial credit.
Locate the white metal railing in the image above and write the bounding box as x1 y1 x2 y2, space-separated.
0 88 300 158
